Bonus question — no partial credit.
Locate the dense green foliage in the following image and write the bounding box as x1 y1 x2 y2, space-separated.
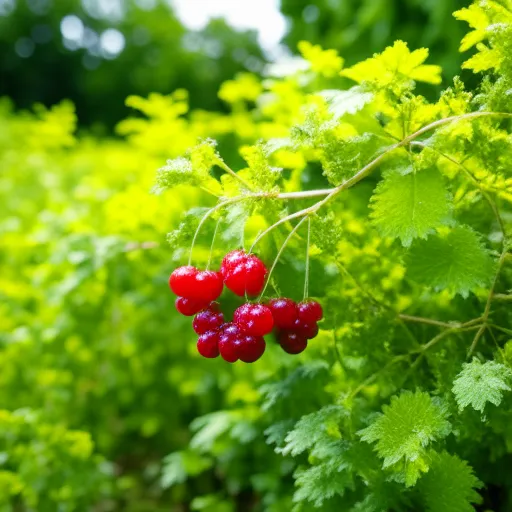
2 0 512 510
0 0 264 127
280 0 469 81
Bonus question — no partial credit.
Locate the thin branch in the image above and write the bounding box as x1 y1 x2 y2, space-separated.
257 216 308 300
250 111 512 251
489 323 512 337
303 216 311 300
468 250 509 356
348 324 482 399
207 216 222 270
188 197 249 265
398 314 460 329
494 294 512 301
411 141 507 237
216 159 254 191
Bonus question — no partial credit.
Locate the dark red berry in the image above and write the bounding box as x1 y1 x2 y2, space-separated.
297 300 323 323
221 249 247 278
294 318 319 340
238 335 266 363
192 270 224 302
267 298 298 329
224 255 267 297
175 297 209 316
278 331 308 354
169 266 198 297
207 301 221 313
234 303 274 336
193 308 224 335
197 330 220 358
218 322 242 363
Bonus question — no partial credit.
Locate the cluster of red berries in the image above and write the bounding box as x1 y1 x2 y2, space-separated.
169 249 322 363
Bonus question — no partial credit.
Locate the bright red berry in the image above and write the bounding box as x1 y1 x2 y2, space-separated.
224 255 267 297
221 249 247 278
218 322 242 363
197 330 220 358
297 300 323 323
193 308 224 335
294 318 319 340
278 331 308 354
238 335 266 363
175 297 209 316
169 265 198 297
244 256 268 295
193 270 224 302
234 303 274 336
267 298 298 329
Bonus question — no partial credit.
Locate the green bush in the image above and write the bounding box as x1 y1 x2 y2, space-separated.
1 1 512 510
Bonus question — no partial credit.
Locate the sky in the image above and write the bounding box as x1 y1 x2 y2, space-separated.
172 0 287 52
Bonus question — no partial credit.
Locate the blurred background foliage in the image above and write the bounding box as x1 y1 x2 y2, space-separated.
0 0 470 130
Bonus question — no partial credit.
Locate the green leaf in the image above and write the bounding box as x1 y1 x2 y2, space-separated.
322 132 384 186
161 451 213 489
418 452 482 512
260 361 330 413
240 144 281 191
370 167 452 247
189 411 234 453
342 41 442 90
452 358 512 413
166 207 209 253
154 139 222 194
406 225 494 297
153 157 196 193
359 391 451 486
264 420 295 451
319 87 373 119
293 446 354 507
280 405 346 456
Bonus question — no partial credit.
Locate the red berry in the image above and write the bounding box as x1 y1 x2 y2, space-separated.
197 330 220 358
193 308 224 335
221 249 247 278
224 255 267 297
278 331 308 354
244 256 268 295
218 323 242 363
267 298 298 329
294 318 319 340
238 335 266 363
175 297 209 316
234 303 274 336
169 266 198 297
192 270 224 302
297 300 323 323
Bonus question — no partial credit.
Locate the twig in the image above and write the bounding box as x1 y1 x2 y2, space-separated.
215 159 254 191
411 141 507 237
398 314 460 329
494 294 512 301
468 251 509 356
257 217 308 300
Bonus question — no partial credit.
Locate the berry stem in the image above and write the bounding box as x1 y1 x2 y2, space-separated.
247 111 512 252
207 216 222 270
303 216 311 300
257 216 307 301
188 197 249 266
215 158 254 191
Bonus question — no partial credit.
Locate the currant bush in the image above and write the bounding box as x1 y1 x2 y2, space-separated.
2 0 512 510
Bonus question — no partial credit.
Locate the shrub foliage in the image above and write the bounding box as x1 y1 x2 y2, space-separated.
1 1 512 510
